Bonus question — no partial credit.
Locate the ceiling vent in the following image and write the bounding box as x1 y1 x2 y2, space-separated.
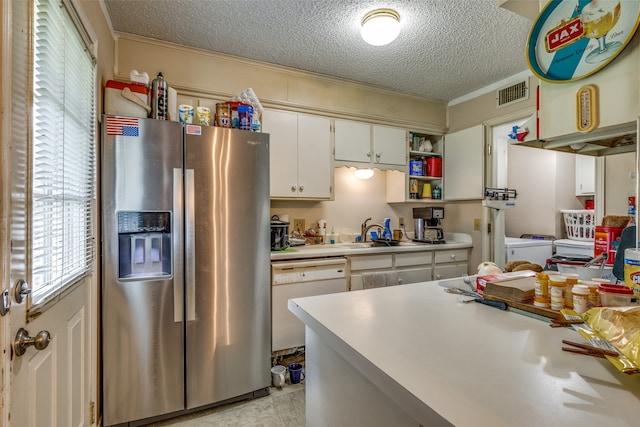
496 80 528 108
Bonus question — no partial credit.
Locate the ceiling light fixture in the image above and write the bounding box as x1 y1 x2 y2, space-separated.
360 8 401 46
354 168 374 179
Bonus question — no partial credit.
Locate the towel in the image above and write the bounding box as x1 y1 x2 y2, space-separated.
362 271 400 289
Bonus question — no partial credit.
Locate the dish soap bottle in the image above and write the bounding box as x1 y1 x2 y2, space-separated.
382 218 392 240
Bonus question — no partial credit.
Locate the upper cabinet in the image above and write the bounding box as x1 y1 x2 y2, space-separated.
262 109 332 200
575 154 595 196
443 125 484 201
334 119 406 168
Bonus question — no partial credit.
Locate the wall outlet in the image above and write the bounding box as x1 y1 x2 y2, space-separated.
473 218 481 231
398 217 405 227
293 219 305 233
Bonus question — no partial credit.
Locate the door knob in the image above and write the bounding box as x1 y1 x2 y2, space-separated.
14 328 51 357
14 279 31 304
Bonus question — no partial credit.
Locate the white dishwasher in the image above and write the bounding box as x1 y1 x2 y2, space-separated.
271 257 347 352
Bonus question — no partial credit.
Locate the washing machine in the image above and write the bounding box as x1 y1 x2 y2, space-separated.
505 237 553 267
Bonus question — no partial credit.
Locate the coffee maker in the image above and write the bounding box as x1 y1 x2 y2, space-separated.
412 207 445 243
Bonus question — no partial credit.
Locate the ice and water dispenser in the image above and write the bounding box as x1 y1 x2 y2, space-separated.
117 211 172 279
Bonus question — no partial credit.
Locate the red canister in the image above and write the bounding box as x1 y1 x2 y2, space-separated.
594 225 623 265
426 157 442 177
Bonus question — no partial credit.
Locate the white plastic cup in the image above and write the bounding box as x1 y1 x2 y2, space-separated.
271 365 286 388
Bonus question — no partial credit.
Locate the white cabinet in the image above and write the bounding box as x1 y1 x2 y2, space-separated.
443 125 484 200
262 109 332 199
575 154 595 196
433 249 469 280
334 119 406 168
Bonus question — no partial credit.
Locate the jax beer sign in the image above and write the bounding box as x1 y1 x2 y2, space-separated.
527 0 640 82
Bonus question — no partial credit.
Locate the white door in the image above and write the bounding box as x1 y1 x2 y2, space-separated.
297 114 332 198
334 119 371 163
372 125 406 166
443 124 485 200
262 109 299 197
1 1 96 426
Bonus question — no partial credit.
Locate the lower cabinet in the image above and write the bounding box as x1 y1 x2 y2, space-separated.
348 249 468 291
433 249 469 280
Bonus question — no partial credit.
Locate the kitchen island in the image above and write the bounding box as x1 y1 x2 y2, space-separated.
289 279 640 427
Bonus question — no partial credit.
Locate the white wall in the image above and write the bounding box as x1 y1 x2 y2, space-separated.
605 152 636 216
271 168 417 241
504 144 582 239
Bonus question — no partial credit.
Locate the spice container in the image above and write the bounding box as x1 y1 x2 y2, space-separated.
599 284 634 307
572 285 590 314
549 275 566 311
533 272 550 308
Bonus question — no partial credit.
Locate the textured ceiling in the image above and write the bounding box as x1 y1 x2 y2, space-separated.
103 0 535 102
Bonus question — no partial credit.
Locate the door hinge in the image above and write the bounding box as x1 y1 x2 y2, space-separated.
488 223 492 233
90 401 95 424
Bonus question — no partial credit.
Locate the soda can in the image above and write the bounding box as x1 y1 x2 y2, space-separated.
196 106 211 126
178 104 194 124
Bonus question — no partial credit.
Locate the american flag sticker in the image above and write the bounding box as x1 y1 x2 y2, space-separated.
186 125 202 136
106 116 140 136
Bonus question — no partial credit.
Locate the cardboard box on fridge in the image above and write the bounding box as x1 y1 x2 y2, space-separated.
104 80 149 118
475 270 537 295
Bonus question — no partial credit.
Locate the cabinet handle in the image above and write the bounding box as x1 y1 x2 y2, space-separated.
366 151 372 158
299 185 304 192
375 152 381 162
291 185 297 192
450 254 456 260
435 274 442 279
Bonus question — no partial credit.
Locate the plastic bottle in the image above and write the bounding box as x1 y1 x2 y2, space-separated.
151 72 168 120
383 218 392 240
549 275 566 311
533 272 550 308
572 285 590 314
563 273 579 309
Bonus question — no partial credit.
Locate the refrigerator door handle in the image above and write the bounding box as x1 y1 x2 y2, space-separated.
173 168 184 323
185 168 196 322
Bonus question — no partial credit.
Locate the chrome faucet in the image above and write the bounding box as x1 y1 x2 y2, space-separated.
360 217 384 242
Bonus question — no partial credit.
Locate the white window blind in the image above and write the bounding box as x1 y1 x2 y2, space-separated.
31 0 96 305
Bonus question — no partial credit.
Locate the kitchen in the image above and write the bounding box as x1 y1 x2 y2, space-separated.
2 0 640 426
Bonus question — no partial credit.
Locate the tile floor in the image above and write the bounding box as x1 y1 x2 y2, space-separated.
147 384 305 427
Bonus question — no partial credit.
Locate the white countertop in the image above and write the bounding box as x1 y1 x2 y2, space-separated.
289 280 640 426
271 233 473 261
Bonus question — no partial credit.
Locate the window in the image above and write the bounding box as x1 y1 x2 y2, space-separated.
31 0 96 306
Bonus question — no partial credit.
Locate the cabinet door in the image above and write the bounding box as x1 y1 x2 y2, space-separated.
444 125 484 200
298 114 332 198
262 109 299 197
575 154 595 196
334 119 371 162
373 125 406 166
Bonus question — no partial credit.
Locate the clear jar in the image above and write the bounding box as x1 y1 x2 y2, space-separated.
549 275 566 311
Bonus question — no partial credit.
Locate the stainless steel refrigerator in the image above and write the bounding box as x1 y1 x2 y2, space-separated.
101 116 271 426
